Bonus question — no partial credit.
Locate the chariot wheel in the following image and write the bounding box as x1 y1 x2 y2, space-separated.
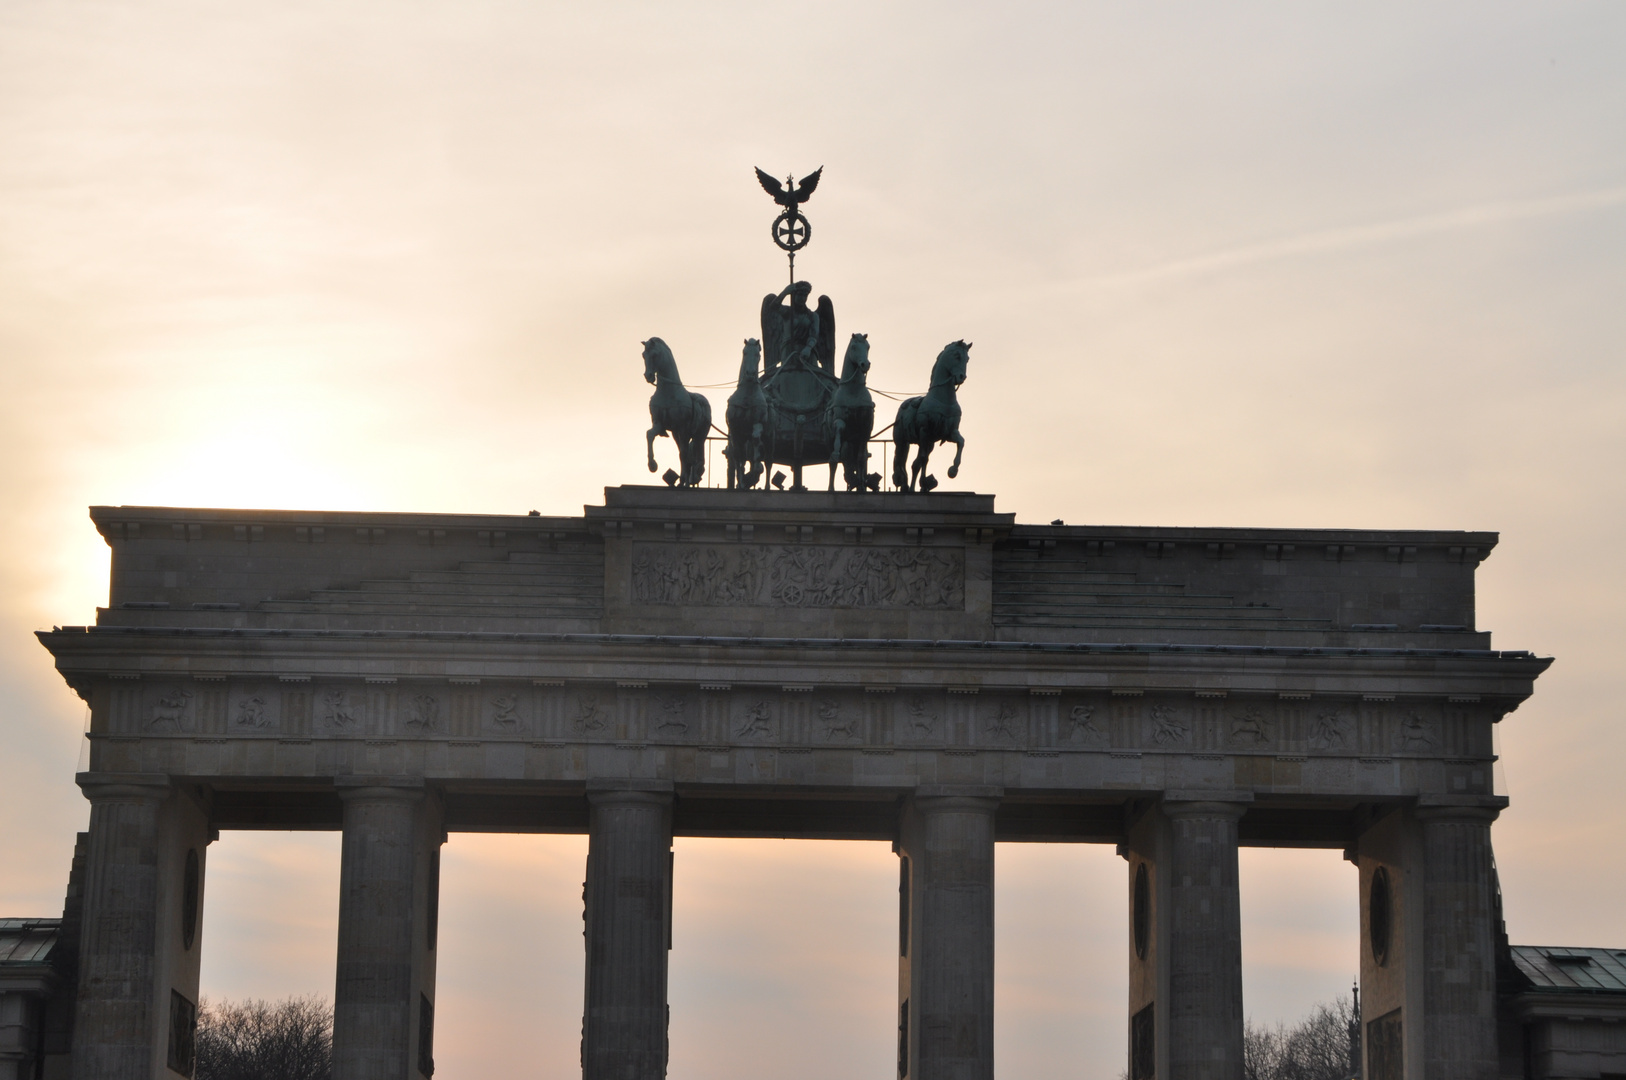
772 210 810 252
778 583 805 605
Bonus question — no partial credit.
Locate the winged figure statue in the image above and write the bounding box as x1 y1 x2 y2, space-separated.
761 281 836 379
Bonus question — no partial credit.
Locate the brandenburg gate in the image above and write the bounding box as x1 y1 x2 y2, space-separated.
38 485 1549 1079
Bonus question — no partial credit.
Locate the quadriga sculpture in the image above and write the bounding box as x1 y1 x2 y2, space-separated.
725 338 768 491
892 340 970 493
826 333 875 492
642 337 712 488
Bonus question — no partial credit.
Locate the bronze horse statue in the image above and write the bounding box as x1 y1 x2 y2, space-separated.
724 338 768 490
892 340 970 493
826 333 874 491
642 337 712 487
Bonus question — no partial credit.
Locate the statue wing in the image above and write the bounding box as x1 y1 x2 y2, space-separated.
760 293 785 377
814 294 836 376
795 167 823 202
755 167 789 206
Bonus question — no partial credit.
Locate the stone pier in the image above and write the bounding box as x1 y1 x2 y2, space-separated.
1164 798 1247 1080
332 782 442 1080
70 776 208 1080
582 785 674 1080
898 790 998 1080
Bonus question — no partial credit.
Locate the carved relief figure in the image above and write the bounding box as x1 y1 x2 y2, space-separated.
654 695 689 735
906 697 938 736
818 700 857 739
1149 705 1188 745
234 696 270 729
985 702 1018 740
630 543 963 609
574 695 607 734
1067 703 1103 743
490 694 520 728
1397 712 1436 750
736 700 773 738
149 688 192 732
1229 707 1271 744
404 694 439 732
1310 710 1346 751
321 690 359 730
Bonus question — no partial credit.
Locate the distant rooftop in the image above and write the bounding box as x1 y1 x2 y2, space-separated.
1510 946 1626 994
0 918 61 966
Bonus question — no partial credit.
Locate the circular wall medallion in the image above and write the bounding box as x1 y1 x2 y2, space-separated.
181 848 200 951
1133 863 1150 960
1369 866 1392 967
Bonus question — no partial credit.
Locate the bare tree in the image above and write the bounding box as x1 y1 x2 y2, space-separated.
1245 993 1359 1080
194 995 332 1080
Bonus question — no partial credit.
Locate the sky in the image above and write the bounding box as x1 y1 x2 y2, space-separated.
1 1 1623 1076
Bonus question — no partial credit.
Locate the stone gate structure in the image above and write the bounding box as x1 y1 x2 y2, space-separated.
35 486 1549 1080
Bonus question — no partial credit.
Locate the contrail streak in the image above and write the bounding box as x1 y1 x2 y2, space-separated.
1071 185 1626 291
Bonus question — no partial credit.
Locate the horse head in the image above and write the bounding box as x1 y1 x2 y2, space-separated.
930 339 970 391
642 337 676 386
737 338 762 384
840 333 871 383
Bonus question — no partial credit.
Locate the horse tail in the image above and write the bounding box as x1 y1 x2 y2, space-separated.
692 393 712 439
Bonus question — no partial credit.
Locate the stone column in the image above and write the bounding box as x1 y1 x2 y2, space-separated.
1163 798 1246 1080
1357 798 1505 1080
333 781 442 1080
71 773 211 1080
1417 804 1500 1080
898 787 999 1080
583 784 674 1080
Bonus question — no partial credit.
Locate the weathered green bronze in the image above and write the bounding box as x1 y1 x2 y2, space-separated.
642 337 711 488
642 170 971 493
892 341 970 493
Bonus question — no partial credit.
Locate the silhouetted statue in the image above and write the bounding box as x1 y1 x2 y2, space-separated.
725 339 769 490
892 341 970 493
761 281 836 379
642 337 712 487
826 334 875 492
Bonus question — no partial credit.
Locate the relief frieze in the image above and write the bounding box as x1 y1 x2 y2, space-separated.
630 543 964 609
101 677 1485 765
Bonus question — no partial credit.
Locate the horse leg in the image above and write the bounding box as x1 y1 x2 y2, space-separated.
914 443 934 491
647 426 661 473
682 435 701 487
827 417 842 491
947 429 965 479
893 441 910 491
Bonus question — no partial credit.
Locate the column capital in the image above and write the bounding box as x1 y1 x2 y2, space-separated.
76 772 170 802
586 779 674 809
914 784 1003 802
335 775 425 803
1161 790 1252 821
1415 794 1506 823
586 778 674 793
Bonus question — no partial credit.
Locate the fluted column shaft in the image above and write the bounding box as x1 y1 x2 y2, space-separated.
1418 806 1500 1080
583 789 674 1080
333 784 438 1080
1164 799 1245 1080
905 793 997 1080
70 779 168 1080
